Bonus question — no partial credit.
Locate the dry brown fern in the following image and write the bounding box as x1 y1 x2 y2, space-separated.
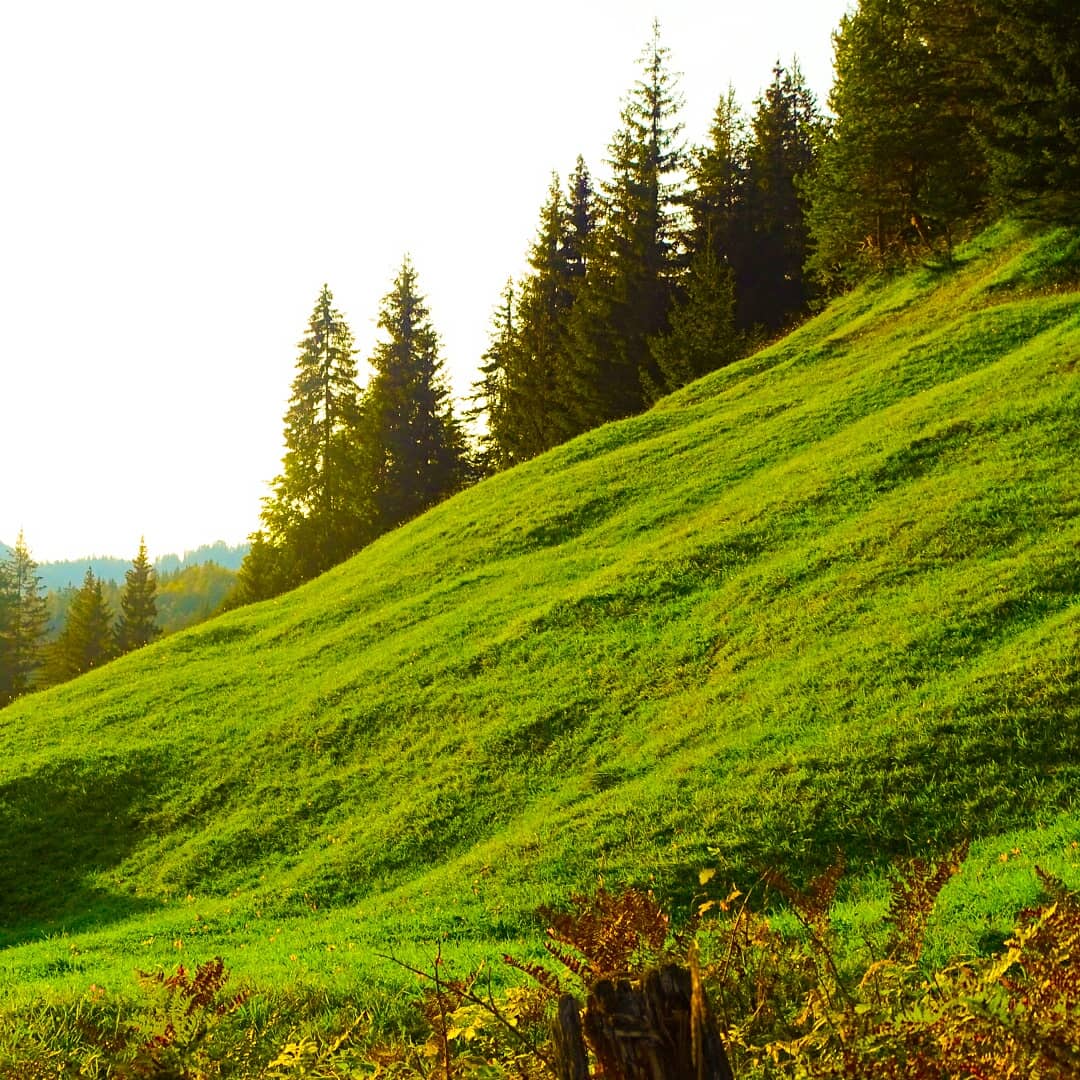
537 884 670 984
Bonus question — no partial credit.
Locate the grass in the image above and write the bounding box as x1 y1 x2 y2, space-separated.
1 217 1078 1049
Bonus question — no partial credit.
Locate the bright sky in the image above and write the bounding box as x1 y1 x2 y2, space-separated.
0 1 850 563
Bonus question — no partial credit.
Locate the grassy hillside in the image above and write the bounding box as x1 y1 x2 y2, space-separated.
2 219 1079 1024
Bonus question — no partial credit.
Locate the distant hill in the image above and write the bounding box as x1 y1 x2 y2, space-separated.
1 219 1078 1030
152 540 249 576
35 540 248 590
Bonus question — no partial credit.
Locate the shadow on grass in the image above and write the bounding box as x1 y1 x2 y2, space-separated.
655 655 1080 917
0 748 168 946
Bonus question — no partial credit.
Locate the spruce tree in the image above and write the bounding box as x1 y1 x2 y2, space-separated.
648 85 750 394
974 0 1080 201
564 156 596 285
48 567 115 682
650 245 742 391
229 530 288 607
567 21 687 421
688 86 749 273
0 532 47 704
502 163 599 460
504 175 572 461
364 257 466 532
115 538 160 652
470 279 517 475
741 61 822 331
258 285 371 587
476 158 598 470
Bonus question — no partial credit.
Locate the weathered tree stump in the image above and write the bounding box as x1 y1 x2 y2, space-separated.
552 993 590 1080
551 963 734 1079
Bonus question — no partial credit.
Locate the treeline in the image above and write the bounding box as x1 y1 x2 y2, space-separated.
0 537 219 708
236 5 1079 601
235 29 822 601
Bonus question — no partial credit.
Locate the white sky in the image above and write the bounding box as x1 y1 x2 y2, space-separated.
0 0 850 563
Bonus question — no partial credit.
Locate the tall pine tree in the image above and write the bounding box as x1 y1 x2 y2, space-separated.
470 278 517 476
506 175 575 461
741 61 822 331
0 532 47 705
550 156 598 439
492 160 597 462
687 86 749 274
257 285 370 589
650 86 749 393
363 257 466 532
649 245 742 390
115 538 160 652
567 21 687 420
229 529 288 608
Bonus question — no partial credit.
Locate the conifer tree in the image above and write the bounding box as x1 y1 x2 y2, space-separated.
974 0 1080 201
257 285 371 588
48 567 114 682
0 532 47 704
567 21 687 420
688 86 749 273
505 163 599 459
470 279 517 475
648 85 750 394
363 257 466 531
482 157 598 464
504 175 573 461
229 530 287 607
564 156 596 285
806 1 987 286
741 61 822 330
549 156 597 441
115 538 160 652
650 245 742 391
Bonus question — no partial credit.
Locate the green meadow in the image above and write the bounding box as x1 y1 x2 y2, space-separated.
2 218 1079 1050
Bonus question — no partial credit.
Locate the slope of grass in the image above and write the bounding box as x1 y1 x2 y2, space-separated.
2 218 1079 1024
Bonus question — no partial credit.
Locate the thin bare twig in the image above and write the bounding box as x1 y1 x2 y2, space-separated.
377 949 558 1073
